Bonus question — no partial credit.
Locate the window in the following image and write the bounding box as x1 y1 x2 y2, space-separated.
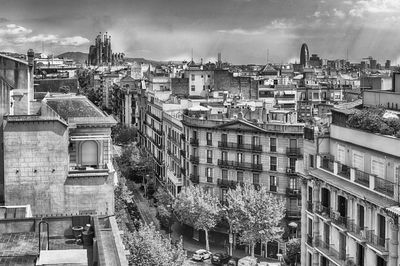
337 144 346 163
206 132 212 145
203 85 205 91
237 153 243 163
191 85 195 91
289 158 296 170
207 150 213 163
81 141 98 166
222 170 228 180
309 154 314 168
221 151 228 161
352 151 364 171
237 171 243 183
253 173 259 184
270 156 277 171
252 154 260 164
191 74 195 81
206 167 213 183
207 75 211 78
221 189 228 203
237 135 243 145
289 177 298 190
371 157 385 178
270 138 276 152
270 176 277 191
221 133 227 143
252 136 260 146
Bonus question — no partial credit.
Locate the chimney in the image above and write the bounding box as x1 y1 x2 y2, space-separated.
27 49 34 67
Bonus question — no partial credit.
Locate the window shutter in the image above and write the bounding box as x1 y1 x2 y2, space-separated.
352 151 364 171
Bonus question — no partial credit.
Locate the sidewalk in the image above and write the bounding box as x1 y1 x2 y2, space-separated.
129 183 281 263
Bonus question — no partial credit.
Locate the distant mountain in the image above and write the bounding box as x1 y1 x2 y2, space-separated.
57 52 88 64
57 52 177 65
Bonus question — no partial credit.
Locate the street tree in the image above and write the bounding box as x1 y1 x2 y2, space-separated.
173 185 221 251
116 144 153 183
125 222 186 266
226 184 286 257
154 188 174 232
286 238 300 265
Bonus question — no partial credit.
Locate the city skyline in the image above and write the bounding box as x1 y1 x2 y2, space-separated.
0 0 400 64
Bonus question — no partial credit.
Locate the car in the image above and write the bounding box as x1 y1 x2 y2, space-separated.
192 249 212 261
237 256 258 266
211 253 232 265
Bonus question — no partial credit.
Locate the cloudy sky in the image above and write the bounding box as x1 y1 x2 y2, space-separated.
0 0 399 64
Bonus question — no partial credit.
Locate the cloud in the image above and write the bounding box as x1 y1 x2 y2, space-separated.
349 0 400 17
0 17 8 23
333 8 346 18
0 24 89 49
218 19 297 35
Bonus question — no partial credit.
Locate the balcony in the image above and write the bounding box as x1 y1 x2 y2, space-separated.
180 150 186 157
320 157 334 173
68 164 109 178
286 147 303 158
315 202 332 220
180 167 186 176
286 209 301 218
330 212 349 231
354 169 370 187
218 141 262 153
190 155 199 164
374 176 394 197
168 133 179 145
190 174 199 184
207 140 213 146
218 159 263 171
270 185 277 192
286 167 297 177
348 222 367 242
190 138 199 146
307 201 313 213
217 178 238 189
180 133 186 140
315 236 347 265
336 162 350 179
286 188 301 197
366 230 389 254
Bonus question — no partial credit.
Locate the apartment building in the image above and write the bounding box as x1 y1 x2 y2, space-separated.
182 107 304 256
300 105 400 266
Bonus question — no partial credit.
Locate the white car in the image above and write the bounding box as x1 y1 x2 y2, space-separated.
192 249 212 261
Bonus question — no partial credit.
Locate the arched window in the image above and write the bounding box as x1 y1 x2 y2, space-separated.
81 141 98 167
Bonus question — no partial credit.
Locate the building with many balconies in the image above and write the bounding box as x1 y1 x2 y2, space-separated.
300 98 400 266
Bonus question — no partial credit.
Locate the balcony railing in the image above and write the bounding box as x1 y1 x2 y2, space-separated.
190 138 199 146
307 201 313 212
286 147 302 158
217 159 263 171
354 169 370 187
190 155 199 164
286 167 297 176
330 212 349 230
315 202 332 220
336 162 350 179
286 210 301 217
321 157 335 172
180 133 185 140
315 236 347 263
374 176 394 197
218 141 262 152
348 222 367 240
366 230 389 252
190 174 199 184
270 185 277 192
286 187 301 197
180 149 186 157
207 140 213 146
217 178 238 189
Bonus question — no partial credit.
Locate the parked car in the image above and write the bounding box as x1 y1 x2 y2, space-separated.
237 256 258 266
192 249 212 261
211 253 232 265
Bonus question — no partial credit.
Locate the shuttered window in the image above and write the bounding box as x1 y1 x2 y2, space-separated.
352 151 364 171
337 144 346 163
371 157 385 178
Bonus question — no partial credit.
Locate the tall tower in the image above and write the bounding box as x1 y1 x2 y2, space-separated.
300 43 310 67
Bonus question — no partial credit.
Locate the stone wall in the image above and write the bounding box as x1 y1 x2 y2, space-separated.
171 77 189 97
3 119 69 215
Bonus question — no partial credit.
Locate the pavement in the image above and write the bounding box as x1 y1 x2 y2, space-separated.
128 182 282 265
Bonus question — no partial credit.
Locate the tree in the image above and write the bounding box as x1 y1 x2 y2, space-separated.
286 238 300 265
116 144 153 183
125 222 186 266
112 124 138 145
154 188 174 232
225 184 286 257
173 185 221 251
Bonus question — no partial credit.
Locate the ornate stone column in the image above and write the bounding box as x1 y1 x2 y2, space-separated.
389 216 399 266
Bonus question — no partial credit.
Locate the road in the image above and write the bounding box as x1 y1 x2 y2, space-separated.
131 186 159 227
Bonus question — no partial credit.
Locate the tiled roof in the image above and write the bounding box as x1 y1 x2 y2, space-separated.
45 96 105 120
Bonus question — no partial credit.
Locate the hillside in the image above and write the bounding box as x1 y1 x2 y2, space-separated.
57 52 88 64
